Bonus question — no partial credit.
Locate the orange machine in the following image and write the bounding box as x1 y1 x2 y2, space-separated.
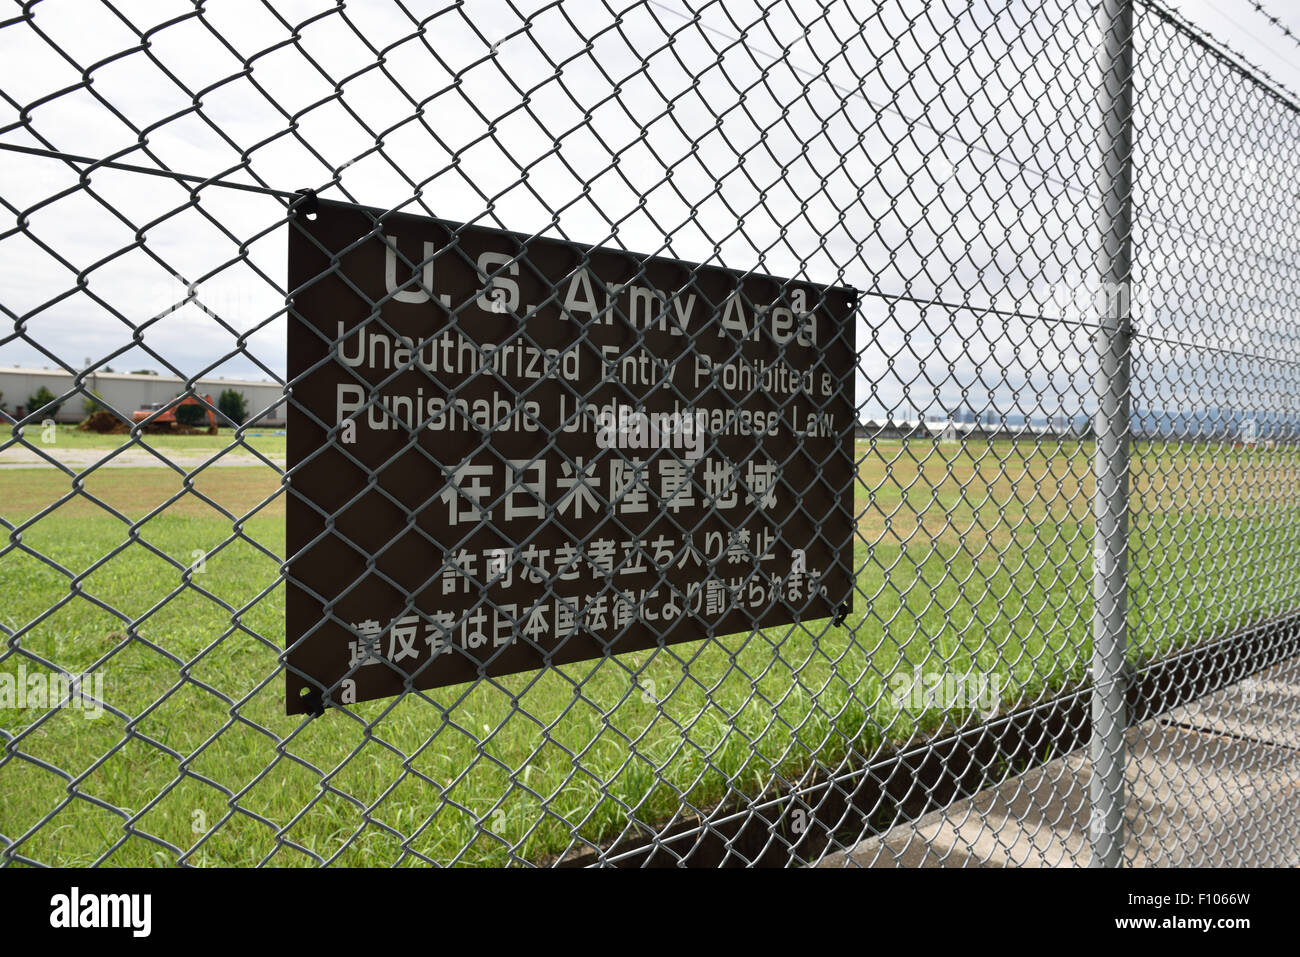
131 394 218 433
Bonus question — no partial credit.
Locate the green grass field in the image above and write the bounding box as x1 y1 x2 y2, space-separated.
15 425 287 456
2 436 1298 865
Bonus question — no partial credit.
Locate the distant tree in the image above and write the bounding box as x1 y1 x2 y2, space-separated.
28 386 61 419
174 400 208 428
218 389 249 426
102 366 115 373
130 369 159 376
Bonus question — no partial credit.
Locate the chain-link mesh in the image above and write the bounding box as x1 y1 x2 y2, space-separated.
1 0 1297 868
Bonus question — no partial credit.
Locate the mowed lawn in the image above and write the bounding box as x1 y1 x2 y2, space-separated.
2 436 1298 866
27 425 287 456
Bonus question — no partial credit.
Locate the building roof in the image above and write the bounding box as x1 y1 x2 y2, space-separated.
0 366 279 387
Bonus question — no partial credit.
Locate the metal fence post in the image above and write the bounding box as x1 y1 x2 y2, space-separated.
1089 0 1135 869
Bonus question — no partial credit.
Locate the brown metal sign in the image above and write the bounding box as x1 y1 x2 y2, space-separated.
286 199 855 714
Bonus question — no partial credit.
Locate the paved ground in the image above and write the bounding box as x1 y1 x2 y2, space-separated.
0 446 284 470
818 659 1300 867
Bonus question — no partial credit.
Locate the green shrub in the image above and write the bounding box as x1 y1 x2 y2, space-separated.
174 400 208 428
218 389 249 426
27 386 61 419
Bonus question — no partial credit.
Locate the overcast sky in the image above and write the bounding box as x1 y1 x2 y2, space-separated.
1 0 1297 423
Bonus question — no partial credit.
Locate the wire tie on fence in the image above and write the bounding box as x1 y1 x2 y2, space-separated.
293 188 320 221
299 683 325 719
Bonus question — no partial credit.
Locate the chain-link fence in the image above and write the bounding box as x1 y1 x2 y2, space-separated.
2 0 1298 868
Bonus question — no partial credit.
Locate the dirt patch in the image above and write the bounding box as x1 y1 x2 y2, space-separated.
77 411 129 434
77 412 217 436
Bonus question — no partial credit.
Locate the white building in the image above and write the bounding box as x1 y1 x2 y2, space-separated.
0 367 287 426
